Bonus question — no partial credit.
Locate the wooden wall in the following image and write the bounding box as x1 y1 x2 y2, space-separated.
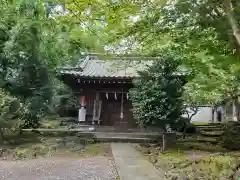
79 88 136 127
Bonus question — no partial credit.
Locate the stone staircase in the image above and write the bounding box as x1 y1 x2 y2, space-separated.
23 124 170 143
195 123 224 137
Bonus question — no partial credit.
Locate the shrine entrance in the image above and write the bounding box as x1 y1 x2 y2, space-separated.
100 91 135 128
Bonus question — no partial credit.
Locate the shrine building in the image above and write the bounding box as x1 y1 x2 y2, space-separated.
58 53 185 129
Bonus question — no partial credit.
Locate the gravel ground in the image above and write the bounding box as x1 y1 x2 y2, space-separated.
0 156 118 180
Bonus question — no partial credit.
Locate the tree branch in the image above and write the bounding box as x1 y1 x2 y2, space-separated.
223 0 240 48
189 107 199 120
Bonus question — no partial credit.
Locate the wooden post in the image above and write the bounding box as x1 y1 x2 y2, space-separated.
97 100 102 125
120 89 124 120
92 100 96 125
162 133 166 152
92 91 100 124
96 91 100 103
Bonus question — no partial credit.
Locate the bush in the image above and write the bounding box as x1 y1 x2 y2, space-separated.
171 117 188 132
130 55 185 128
220 122 240 150
185 124 197 133
0 89 22 139
20 112 40 129
171 117 196 133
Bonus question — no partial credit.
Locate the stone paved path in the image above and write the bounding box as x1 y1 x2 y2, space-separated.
111 143 165 180
0 156 118 180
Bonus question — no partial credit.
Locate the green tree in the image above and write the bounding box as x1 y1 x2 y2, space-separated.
130 55 185 129
0 89 22 140
88 0 240 115
0 0 90 127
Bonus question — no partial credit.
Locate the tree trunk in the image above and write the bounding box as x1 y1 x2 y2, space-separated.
233 99 236 120
236 105 240 121
223 0 240 48
182 120 189 139
234 97 240 121
211 105 215 123
183 125 187 139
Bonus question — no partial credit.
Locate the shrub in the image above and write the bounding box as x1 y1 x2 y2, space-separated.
19 97 42 129
220 122 240 150
0 89 22 139
130 55 185 128
171 117 189 132
185 124 197 133
171 117 196 133
20 111 40 129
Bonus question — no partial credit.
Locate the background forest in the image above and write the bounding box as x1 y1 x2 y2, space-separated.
1 0 240 131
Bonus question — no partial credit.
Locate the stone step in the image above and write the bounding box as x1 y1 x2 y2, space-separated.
93 132 163 139
95 136 159 143
200 130 224 137
89 131 166 143
198 127 223 132
22 128 95 132
196 125 223 129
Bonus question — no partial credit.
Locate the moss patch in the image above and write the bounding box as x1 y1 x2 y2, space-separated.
192 121 209 125
168 154 237 180
136 141 240 180
39 119 61 129
159 149 187 163
0 132 111 160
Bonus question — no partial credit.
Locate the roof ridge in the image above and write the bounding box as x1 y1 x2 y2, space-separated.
79 55 90 69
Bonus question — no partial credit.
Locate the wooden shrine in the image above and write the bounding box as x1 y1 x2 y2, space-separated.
58 54 150 128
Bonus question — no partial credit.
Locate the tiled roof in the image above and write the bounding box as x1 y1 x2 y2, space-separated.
59 54 189 78
59 55 152 78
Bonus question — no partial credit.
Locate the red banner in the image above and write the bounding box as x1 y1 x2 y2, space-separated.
79 96 87 106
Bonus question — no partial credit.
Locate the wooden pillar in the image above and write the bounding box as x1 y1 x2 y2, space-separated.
97 92 102 124
120 89 124 120
92 91 100 124
96 91 100 101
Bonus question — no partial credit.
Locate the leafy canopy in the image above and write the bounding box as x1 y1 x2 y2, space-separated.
130 55 185 128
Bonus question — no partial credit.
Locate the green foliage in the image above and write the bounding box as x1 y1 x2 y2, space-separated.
0 0 92 126
40 119 60 129
130 55 184 128
184 124 197 134
93 0 240 105
0 89 22 139
221 122 240 150
49 78 77 117
0 1 56 127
